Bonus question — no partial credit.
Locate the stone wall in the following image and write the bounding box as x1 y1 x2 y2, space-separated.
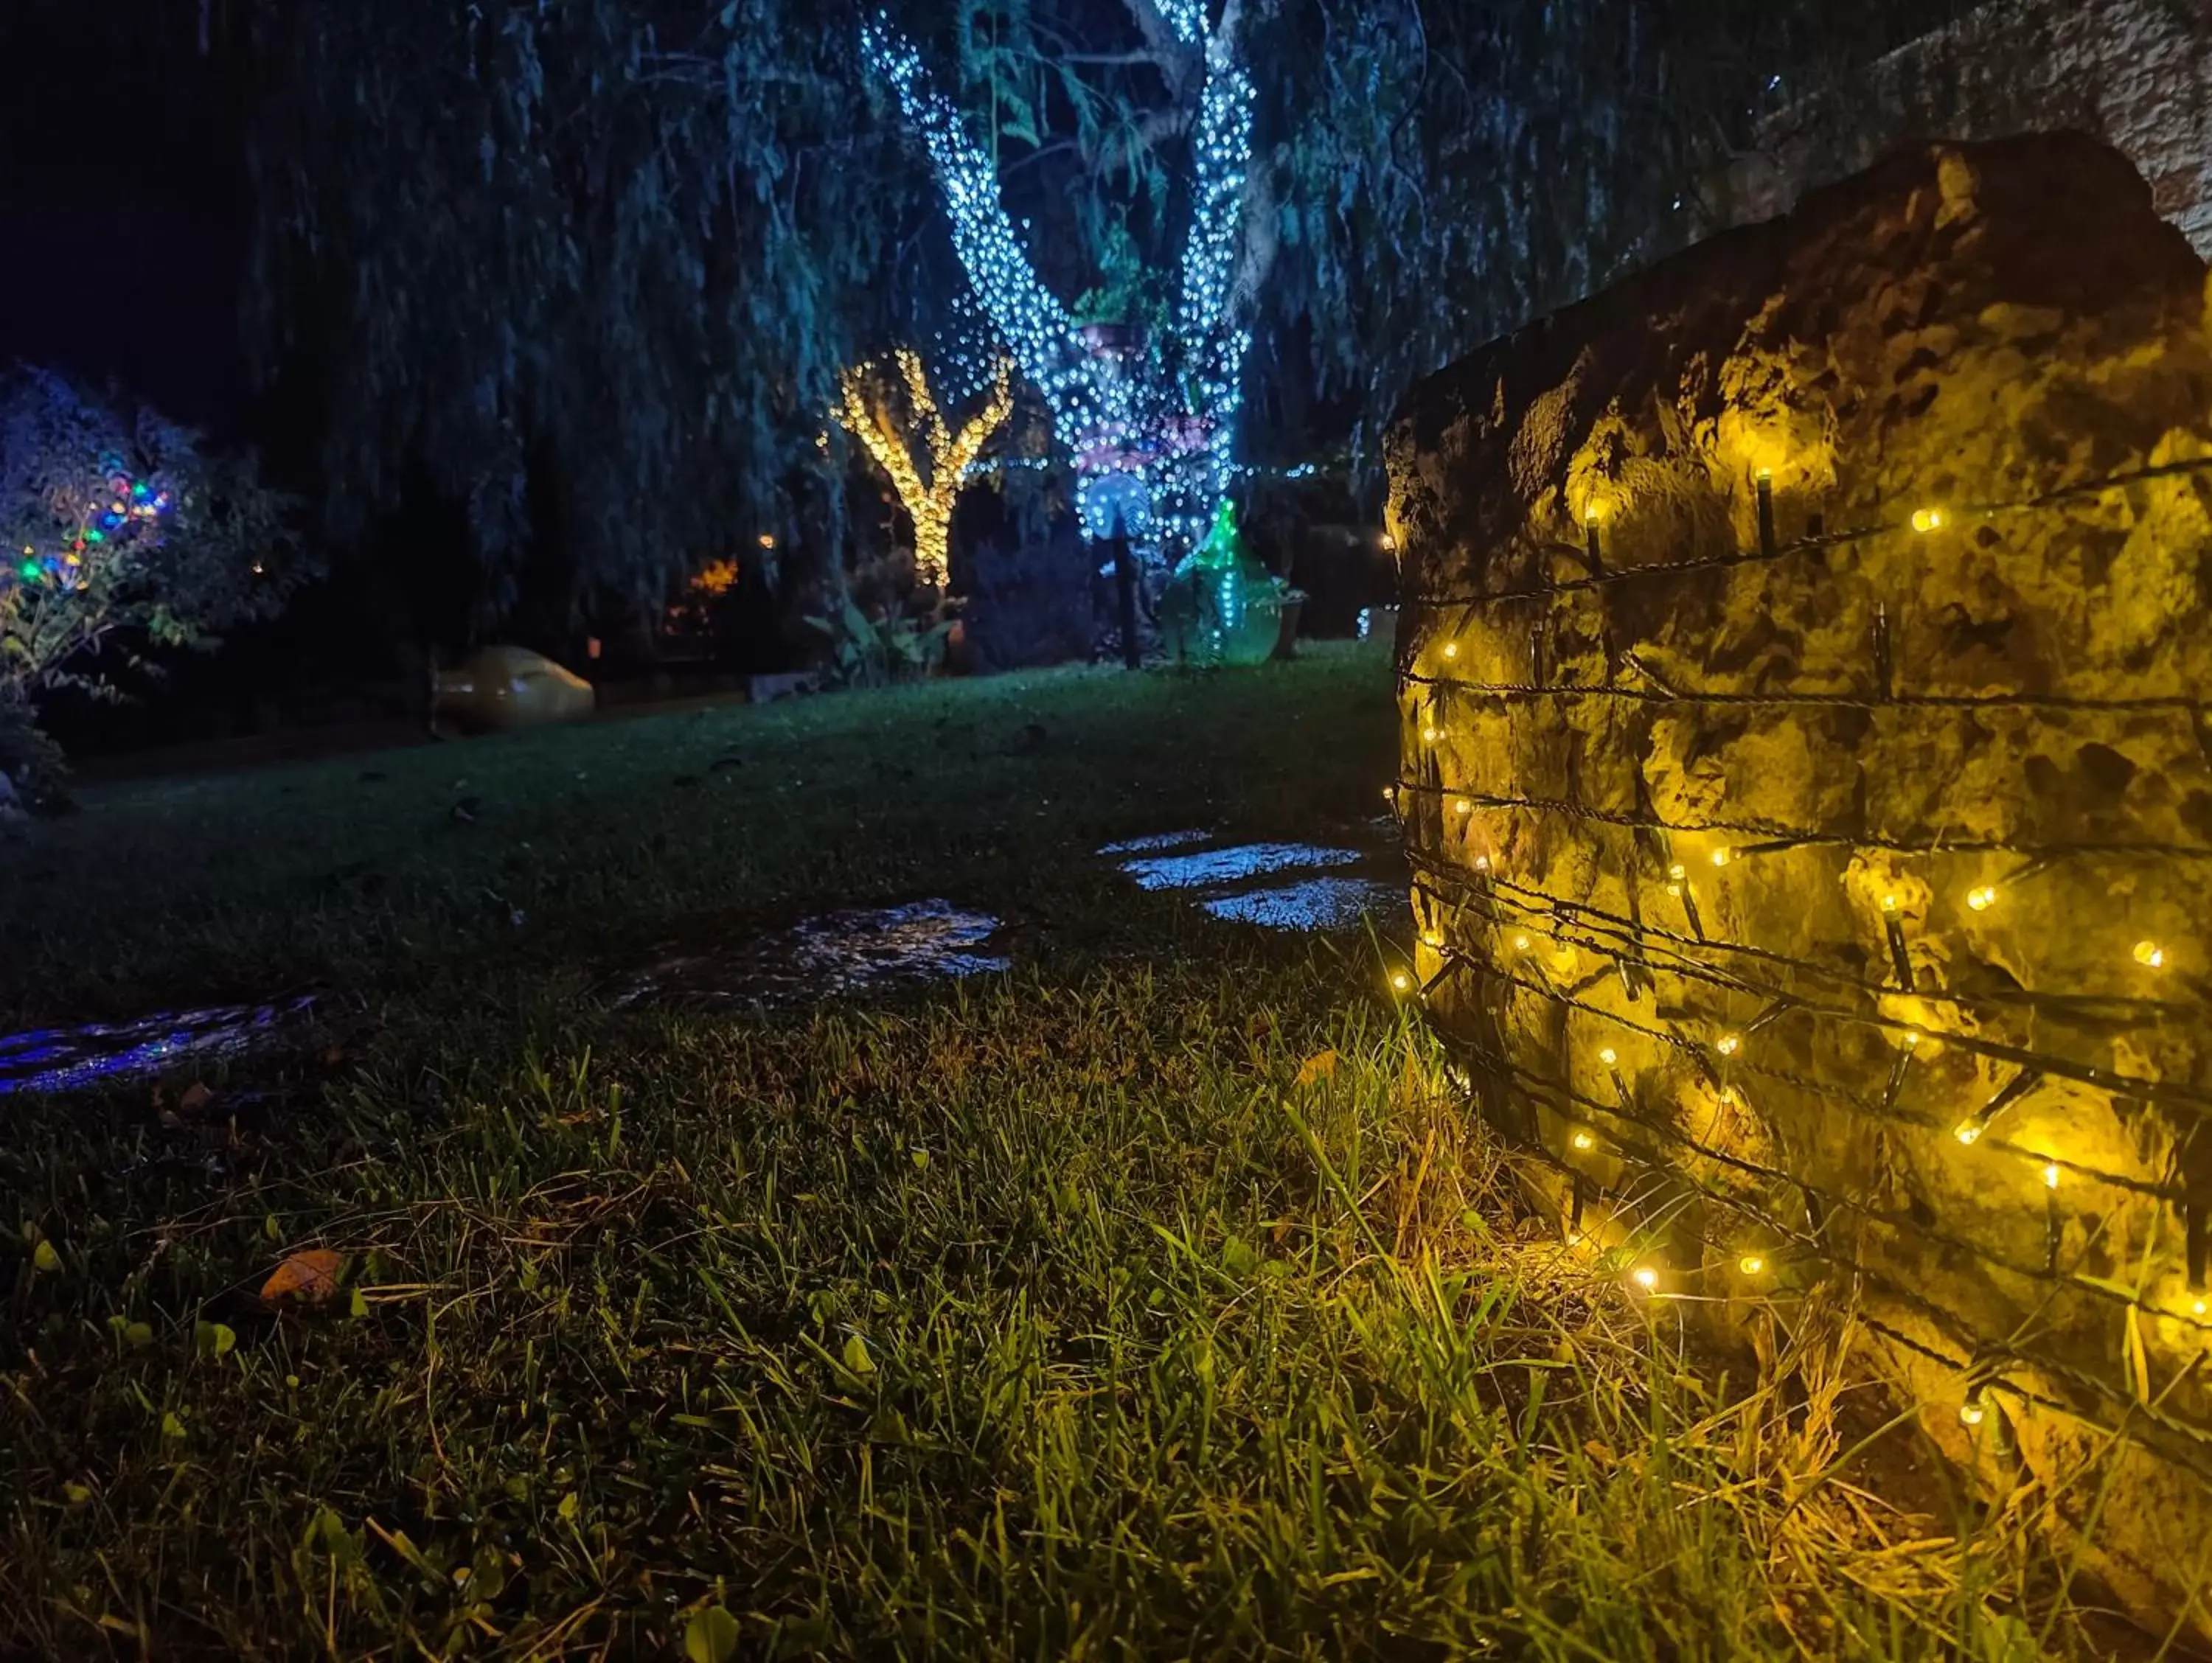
1385 132 2212 1636
1731 0 2212 255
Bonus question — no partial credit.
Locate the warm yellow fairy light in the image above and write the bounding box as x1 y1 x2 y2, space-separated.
1391 972 1411 992
1716 1033 1742 1057
835 349 1013 588
1421 930 1443 949
1441 642 1459 660
1954 1122 1983 1146
1709 848 1731 868
1958 1398 1986 1427
1911 507 1945 534
1599 1047 1617 1067
1966 885 1997 912
757 532 776 550
1631 1267 1658 1290
1667 862 1687 882
1474 854 1492 873
1512 933 1531 952
2194 1297 2207 1319
1453 798 1472 816
1422 726 1441 744
1585 503 1603 526
1900 1030 1921 1050
1739 1255 1765 1276
1572 1130 1596 1151
1881 893 1900 913
2133 940 2166 969
2042 1162 2060 1189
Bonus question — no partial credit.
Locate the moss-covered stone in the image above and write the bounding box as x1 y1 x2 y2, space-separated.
1388 131 2212 1635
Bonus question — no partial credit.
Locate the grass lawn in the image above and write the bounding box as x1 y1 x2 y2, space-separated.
0 646 2138 1658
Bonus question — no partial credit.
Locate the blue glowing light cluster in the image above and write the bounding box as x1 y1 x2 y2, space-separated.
863 5 1258 559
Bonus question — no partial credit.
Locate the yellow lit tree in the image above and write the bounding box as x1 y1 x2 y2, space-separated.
833 349 1013 590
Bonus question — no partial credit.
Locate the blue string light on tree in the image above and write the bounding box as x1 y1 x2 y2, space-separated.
861 5 1259 562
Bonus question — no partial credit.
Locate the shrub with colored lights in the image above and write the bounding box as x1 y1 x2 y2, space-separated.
0 369 307 797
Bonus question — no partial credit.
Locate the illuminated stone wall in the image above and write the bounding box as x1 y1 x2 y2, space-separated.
1386 132 2212 1631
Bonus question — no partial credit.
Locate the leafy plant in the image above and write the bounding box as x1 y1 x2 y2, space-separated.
0 368 310 799
803 596 953 688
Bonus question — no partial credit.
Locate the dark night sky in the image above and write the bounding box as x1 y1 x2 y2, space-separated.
0 0 250 432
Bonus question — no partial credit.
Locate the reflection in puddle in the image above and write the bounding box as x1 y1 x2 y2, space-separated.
1102 832 1408 935
1203 876 1405 932
612 899 1008 1011
1098 829 1213 857
1120 842 1364 892
0 996 321 1097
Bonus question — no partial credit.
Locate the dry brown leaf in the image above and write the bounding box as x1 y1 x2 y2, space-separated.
261 1249 348 1305
1295 1050 1339 1090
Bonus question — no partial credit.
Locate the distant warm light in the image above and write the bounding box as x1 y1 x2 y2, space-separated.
1954 1122 1983 1146
1911 507 1945 534
1716 1033 1742 1057
1390 972 1411 993
1512 933 1531 953
2133 940 2166 969
757 532 776 550
1474 854 1492 873
1441 641 1459 660
1881 893 1900 913
1966 885 1997 912
1421 930 1443 949
1739 1255 1765 1276
2194 1297 2206 1319
2042 1162 2060 1190
1631 1267 1658 1291
1959 1398 1986 1427
1599 1047 1617 1067
1422 726 1441 744
1900 1030 1921 1050
1667 862 1687 882
1709 848 1731 868
1453 798 1472 816
1571 1130 1596 1151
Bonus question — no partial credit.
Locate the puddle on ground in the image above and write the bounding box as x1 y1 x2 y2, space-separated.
1202 875 1406 932
1120 841 1366 892
0 995 321 1097
1102 833 1408 935
1098 829 1213 856
611 899 1009 1011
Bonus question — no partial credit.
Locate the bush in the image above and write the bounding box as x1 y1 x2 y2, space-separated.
0 369 311 800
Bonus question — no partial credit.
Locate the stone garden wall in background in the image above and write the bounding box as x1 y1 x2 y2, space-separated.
1386 132 2212 1636
1731 0 2212 255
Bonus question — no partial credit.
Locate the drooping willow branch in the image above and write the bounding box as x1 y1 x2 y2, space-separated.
833 350 1013 589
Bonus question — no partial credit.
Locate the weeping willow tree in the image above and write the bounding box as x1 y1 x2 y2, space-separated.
1242 0 1987 478
244 0 932 635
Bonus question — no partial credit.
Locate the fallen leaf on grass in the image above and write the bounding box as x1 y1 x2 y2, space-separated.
686 1606 741 1663
261 1249 348 1305
1295 1050 1339 1089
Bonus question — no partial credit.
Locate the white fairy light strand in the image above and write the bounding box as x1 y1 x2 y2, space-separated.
862 6 1258 558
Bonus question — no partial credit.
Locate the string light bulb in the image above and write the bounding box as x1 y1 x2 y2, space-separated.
1966 885 1997 912
2133 940 2166 969
1422 726 1440 744
1441 642 1459 660
2042 1162 2060 1189
1599 1047 1617 1067
1739 1255 1766 1276
1453 798 1472 816
1959 1395 1986 1427
1512 933 1531 953
1668 862 1687 881
1954 1122 1983 1146
1572 1130 1596 1151
1911 508 1945 534
2194 1297 2207 1319
1881 893 1901 913
1390 972 1411 993
1716 1033 1742 1057
1709 848 1731 868
1631 1267 1658 1291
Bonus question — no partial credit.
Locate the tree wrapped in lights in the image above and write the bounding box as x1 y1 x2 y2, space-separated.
862 3 1256 559
834 349 1014 590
